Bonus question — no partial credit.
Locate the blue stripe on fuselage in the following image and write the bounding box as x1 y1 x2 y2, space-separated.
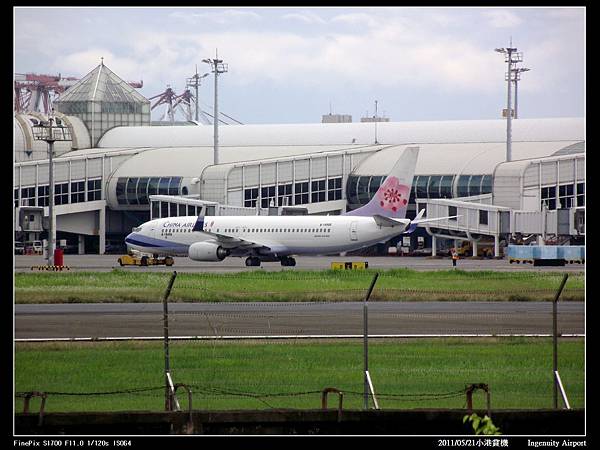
125 233 189 249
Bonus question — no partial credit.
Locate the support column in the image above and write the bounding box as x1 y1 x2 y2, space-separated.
98 207 106 255
431 235 437 257
472 240 478 257
494 235 500 258
78 235 85 255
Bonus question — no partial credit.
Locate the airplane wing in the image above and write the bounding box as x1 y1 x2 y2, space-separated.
200 230 272 251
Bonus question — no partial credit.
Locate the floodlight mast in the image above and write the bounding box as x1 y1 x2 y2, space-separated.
31 112 72 266
512 67 530 119
203 51 228 165
186 66 209 123
495 44 523 162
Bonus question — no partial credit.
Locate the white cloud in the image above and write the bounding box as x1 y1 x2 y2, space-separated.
483 10 523 28
14 7 583 120
282 11 327 25
168 9 261 25
330 12 378 28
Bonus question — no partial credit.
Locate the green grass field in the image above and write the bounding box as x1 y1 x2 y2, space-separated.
14 269 585 303
15 339 584 412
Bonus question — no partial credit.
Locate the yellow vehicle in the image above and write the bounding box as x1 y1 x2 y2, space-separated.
117 254 174 267
455 241 495 258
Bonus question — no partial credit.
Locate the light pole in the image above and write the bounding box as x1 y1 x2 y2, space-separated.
186 66 209 123
495 45 523 162
32 113 72 266
202 51 228 165
512 67 530 119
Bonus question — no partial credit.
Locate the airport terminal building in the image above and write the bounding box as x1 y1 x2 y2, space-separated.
14 63 585 256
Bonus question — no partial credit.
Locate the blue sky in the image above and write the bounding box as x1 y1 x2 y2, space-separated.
14 7 585 124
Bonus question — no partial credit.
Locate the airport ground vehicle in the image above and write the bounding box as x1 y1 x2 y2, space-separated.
24 240 43 255
455 241 496 258
117 254 174 267
15 242 25 255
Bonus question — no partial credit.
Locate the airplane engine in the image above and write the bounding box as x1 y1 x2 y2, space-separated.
188 242 230 262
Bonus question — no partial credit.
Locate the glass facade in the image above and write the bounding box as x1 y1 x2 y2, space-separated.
346 173 493 209
241 176 343 208
540 182 584 210
150 200 204 219
116 177 182 206
541 186 557 210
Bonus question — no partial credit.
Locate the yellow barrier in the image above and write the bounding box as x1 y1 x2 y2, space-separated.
330 261 369 270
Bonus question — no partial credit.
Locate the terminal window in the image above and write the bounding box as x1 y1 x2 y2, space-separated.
37 185 48 207
576 183 585 206
261 185 276 208
54 183 69 205
558 184 574 209
541 186 557 210
295 181 309 205
244 187 259 207
87 179 102 201
311 179 326 203
479 210 488 225
71 180 85 203
278 184 292 206
448 206 457 220
328 177 342 201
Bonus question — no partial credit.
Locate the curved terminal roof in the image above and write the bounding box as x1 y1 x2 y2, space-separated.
98 117 584 148
108 143 385 179
352 141 584 176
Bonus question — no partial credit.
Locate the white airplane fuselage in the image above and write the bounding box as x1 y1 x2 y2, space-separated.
125 214 409 258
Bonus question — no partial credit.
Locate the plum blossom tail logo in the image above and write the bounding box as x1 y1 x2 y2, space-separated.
377 176 410 214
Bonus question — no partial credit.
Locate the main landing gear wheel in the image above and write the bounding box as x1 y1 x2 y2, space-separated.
280 256 296 267
245 257 261 267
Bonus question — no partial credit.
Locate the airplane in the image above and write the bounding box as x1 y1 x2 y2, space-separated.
124 146 457 267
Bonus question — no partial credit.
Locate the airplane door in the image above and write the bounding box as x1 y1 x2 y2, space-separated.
350 221 358 241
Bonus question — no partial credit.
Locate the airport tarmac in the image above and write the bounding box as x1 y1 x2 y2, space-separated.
14 254 585 273
15 301 584 340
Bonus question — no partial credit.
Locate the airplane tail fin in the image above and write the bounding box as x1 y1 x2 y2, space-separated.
344 146 419 219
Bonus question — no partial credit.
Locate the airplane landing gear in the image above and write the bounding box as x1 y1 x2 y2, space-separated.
245 256 261 267
280 256 296 267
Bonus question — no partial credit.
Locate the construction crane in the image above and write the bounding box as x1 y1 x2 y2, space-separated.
149 86 179 123
150 70 244 125
14 72 144 115
14 73 77 115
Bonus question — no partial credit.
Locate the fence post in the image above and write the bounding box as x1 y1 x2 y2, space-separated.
364 273 379 410
553 273 569 409
163 271 178 411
